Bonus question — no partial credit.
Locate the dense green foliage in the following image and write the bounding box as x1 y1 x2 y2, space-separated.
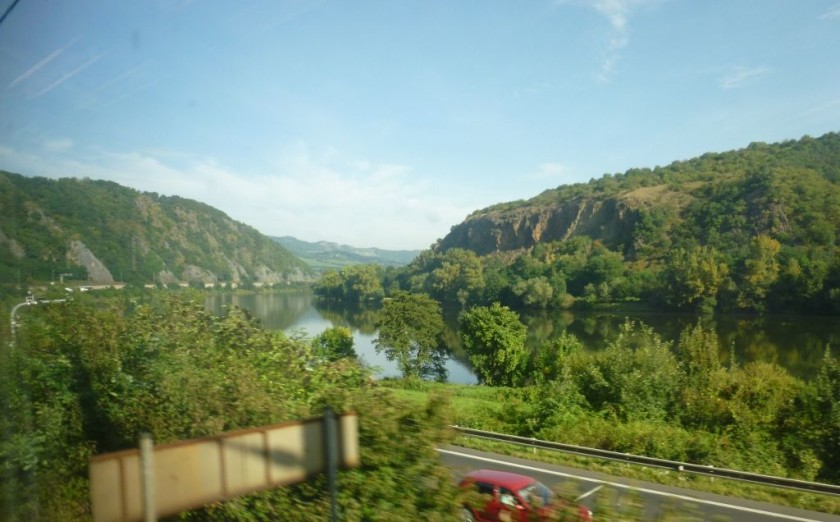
382 133 840 314
389 319 840 487
459 303 529 387
312 325 358 361
313 264 386 302
0 292 461 520
0 171 312 292
373 292 448 381
806 349 840 483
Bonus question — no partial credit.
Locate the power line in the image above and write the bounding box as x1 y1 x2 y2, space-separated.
0 0 22 27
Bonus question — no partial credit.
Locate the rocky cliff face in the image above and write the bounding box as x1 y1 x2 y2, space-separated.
436 196 638 255
67 241 114 284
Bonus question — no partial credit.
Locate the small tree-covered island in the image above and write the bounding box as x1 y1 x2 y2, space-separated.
3 133 840 519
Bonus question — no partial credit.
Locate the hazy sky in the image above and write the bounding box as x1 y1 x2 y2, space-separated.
2 1 839 250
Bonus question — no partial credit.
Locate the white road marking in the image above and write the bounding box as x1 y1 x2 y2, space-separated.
576 485 602 501
438 448 829 522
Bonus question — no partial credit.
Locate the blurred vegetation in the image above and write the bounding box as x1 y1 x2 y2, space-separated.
0 292 460 521
2 291 838 519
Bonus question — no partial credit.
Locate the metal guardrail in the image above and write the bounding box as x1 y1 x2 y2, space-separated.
9 296 68 350
450 425 840 496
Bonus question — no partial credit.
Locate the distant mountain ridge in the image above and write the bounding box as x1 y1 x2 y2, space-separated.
0 171 313 287
272 235 419 270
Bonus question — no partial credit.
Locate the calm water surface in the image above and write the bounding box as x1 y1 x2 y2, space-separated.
206 291 839 384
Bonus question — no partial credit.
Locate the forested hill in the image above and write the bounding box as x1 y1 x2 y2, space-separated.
438 132 840 257
0 171 312 288
387 132 840 314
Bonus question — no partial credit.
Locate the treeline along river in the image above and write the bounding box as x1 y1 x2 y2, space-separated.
205 291 839 384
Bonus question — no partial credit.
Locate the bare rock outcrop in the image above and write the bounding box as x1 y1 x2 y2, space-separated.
0 227 25 259
437 197 637 255
67 240 115 284
182 265 218 284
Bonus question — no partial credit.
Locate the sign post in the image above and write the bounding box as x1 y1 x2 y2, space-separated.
139 433 156 522
90 413 359 522
324 407 338 522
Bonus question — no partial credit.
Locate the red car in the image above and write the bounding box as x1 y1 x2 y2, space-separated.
459 469 593 522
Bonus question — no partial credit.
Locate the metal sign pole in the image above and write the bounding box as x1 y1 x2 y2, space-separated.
324 408 338 522
139 433 157 522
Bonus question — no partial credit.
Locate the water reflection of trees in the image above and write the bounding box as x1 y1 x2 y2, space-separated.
518 309 836 379
315 300 380 335
206 292 311 330
715 315 839 378
210 292 838 381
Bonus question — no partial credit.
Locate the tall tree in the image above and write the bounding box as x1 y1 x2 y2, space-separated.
429 248 485 307
511 276 554 308
738 235 782 311
342 264 384 302
663 245 729 312
313 269 343 299
373 292 447 381
312 326 356 361
459 303 529 387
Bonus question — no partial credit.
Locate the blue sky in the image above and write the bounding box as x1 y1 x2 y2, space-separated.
1 1 839 250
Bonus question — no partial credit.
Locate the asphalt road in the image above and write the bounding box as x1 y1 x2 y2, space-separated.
439 445 840 522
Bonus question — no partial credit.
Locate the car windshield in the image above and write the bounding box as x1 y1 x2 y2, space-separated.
518 480 554 507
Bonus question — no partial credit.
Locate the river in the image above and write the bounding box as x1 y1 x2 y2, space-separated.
205 291 839 384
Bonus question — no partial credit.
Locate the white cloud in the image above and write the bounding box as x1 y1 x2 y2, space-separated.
30 53 104 99
534 162 568 180
555 0 661 82
593 0 631 31
718 66 770 90
819 4 840 19
43 138 75 152
0 143 473 250
798 98 840 118
7 38 79 90
513 81 554 99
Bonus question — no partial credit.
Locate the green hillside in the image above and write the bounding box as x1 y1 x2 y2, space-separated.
443 133 840 254
390 133 840 314
0 172 312 289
